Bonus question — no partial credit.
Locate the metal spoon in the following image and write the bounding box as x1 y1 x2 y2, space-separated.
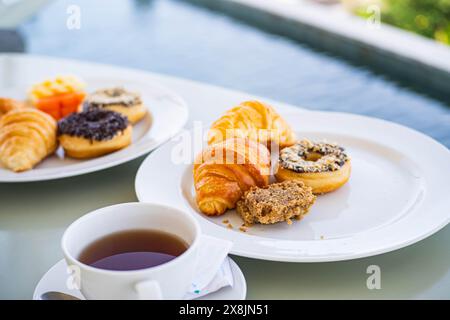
40 291 81 300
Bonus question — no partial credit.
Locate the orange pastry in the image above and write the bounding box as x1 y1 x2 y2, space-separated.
29 75 86 120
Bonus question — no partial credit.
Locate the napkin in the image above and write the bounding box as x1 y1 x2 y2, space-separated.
184 235 233 299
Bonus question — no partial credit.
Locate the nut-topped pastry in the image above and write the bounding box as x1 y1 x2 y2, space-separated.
275 139 351 194
83 87 146 124
236 180 316 225
58 109 132 159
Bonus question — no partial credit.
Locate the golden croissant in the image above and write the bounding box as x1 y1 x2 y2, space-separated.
0 108 57 172
193 138 270 216
0 97 26 118
208 100 296 149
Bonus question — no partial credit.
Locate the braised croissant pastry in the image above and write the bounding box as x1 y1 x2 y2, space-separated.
208 100 296 149
193 138 270 216
0 108 57 172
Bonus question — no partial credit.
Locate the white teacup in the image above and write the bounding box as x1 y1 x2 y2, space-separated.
61 202 202 300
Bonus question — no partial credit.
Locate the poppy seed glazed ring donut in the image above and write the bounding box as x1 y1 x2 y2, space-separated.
275 140 351 194
58 109 132 159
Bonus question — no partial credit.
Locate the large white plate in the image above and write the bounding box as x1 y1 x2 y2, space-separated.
0 55 188 182
135 110 450 262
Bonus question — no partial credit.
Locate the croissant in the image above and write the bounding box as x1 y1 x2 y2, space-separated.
208 100 296 149
0 98 26 118
193 138 270 216
0 108 57 172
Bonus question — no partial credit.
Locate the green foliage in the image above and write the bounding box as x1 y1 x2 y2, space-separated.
352 0 450 45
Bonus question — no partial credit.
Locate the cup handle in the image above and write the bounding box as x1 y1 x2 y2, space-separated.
135 280 163 300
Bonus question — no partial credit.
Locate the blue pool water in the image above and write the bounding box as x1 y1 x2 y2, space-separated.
19 0 450 147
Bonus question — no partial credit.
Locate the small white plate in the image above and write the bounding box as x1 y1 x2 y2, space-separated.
135 110 450 262
0 62 188 182
33 257 246 300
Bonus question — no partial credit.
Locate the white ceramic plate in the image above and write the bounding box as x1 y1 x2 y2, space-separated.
33 258 246 300
135 110 450 262
0 56 188 182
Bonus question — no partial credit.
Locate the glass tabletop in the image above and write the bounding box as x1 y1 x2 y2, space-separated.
17 0 450 147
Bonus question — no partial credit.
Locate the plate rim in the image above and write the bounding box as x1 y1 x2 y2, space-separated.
135 109 450 262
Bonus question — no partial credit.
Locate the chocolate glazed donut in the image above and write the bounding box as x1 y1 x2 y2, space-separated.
58 109 132 159
275 139 351 194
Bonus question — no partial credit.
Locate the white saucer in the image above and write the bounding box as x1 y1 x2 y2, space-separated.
33 258 246 300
